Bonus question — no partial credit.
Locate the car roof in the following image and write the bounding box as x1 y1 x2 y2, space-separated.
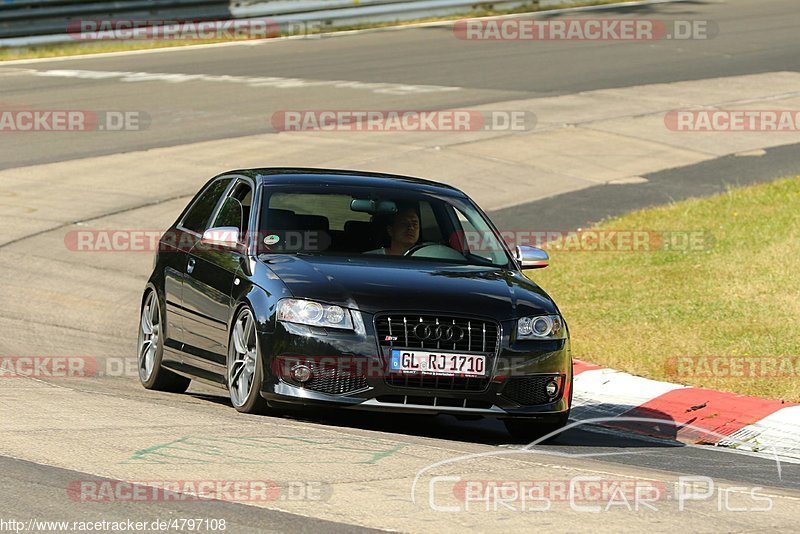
222 168 468 197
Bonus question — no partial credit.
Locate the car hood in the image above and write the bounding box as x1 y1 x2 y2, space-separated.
258 255 557 319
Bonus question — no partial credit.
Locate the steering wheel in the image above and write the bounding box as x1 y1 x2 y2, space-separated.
403 242 441 257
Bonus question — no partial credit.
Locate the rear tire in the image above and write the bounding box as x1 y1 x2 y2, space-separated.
503 412 570 444
138 290 191 393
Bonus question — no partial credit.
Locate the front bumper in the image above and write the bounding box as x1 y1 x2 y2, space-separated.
257 314 572 420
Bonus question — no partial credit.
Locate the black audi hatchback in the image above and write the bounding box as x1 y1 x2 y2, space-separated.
138 168 572 439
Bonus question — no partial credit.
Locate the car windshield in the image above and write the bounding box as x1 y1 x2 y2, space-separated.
256 185 511 268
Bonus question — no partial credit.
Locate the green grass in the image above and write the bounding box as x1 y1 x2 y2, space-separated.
529 177 800 402
0 0 624 61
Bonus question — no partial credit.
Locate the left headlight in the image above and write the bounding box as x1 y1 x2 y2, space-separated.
517 314 565 340
277 298 354 330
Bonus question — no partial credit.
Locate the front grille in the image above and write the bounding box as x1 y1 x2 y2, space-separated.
502 376 560 406
375 314 500 392
304 364 369 395
376 314 499 353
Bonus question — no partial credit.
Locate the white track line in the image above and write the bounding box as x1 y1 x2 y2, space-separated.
23 68 462 95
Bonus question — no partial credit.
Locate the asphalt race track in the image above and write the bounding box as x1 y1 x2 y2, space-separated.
1 0 800 531
2 0 800 170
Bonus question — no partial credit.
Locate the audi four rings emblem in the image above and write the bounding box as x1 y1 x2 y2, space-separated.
412 323 465 342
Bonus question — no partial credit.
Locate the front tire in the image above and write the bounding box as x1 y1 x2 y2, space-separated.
227 306 269 414
138 290 191 393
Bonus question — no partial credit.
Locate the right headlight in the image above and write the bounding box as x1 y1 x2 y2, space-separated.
517 314 565 340
276 298 354 330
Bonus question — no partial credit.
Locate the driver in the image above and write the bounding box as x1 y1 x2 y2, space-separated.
365 203 420 255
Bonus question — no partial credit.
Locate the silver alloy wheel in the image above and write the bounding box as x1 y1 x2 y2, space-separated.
228 308 258 408
138 292 161 382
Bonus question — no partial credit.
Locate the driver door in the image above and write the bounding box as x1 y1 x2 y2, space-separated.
181 178 254 381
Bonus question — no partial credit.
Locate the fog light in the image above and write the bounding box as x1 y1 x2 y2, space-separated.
291 364 313 383
545 379 559 397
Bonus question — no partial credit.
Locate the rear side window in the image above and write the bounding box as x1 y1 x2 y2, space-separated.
181 178 232 233
268 193 369 230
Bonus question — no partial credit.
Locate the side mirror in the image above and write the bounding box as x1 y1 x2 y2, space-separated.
514 245 549 269
201 227 241 251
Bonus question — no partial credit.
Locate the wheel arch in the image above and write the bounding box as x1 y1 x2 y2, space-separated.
228 283 278 337
141 282 169 336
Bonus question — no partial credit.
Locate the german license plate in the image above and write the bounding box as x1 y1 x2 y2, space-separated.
389 350 486 377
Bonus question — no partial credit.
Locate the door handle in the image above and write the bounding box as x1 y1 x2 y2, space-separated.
187 258 196 274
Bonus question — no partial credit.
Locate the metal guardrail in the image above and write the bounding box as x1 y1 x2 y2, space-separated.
0 0 232 39
234 0 532 27
0 0 534 46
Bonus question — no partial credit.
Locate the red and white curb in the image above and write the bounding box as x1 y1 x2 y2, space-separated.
571 360 800 461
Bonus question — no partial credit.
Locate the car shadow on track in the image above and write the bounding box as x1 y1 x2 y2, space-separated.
187 390 682 449
291 404 683 449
